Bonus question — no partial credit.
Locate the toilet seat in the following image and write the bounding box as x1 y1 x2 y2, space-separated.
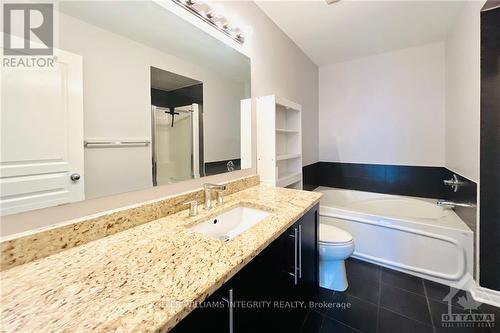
319 224 353 245
319 239 354 247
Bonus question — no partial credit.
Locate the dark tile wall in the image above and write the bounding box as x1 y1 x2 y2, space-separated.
302 162 477 230
303 163 319 191
480 5 500 291
445 173 478 233
205 158 241 176
304 162 449 198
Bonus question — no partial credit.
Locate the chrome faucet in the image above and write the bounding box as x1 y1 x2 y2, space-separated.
183 200 199 216
203 183 226 210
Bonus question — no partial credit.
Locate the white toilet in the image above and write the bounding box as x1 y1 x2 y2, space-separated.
319 223 355 291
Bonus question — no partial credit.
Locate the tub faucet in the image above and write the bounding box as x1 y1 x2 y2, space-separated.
443 174 463 192
436 199 476 209
203 183 226 210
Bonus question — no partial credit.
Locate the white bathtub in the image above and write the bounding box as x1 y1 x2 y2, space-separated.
314 186 474 287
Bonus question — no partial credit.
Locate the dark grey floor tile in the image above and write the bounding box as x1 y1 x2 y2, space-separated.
345 259 381 305
429 299 493 333
346 258 381 279
378 308 433 333
300 310 323 333
317 286 337 301
424 280 468 304
312 287 338 315
324 292 378 333
479 302 499 333
480 302 500 316
380 283 432 325
381 267 424 295
320 315 360 333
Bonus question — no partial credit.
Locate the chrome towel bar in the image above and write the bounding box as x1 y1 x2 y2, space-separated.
84 140 150 148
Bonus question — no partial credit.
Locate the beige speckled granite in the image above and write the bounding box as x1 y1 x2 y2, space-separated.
0 185 321 333
0 175 259 271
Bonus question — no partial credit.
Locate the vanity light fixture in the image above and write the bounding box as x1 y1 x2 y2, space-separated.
173 0 246 44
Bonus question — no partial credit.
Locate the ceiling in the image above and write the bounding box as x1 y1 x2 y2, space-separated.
256 0 466 66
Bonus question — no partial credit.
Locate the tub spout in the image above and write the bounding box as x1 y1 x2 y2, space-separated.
436 200 476 208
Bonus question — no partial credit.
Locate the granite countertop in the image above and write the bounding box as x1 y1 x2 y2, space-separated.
0 185 321 332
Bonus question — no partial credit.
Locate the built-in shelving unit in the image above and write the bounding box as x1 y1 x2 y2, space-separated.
256 95 302 189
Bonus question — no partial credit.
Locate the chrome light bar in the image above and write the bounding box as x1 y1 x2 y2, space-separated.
172 0 245 44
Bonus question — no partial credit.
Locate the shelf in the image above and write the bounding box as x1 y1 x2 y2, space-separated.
276 128 299 134
276 153 301 161
277 172 302 187
275 96 302 112
257 95 302 190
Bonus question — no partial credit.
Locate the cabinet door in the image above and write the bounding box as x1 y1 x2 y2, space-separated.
298 203 319 289
170 286 231 333
269 204 319 292
284 222 300 288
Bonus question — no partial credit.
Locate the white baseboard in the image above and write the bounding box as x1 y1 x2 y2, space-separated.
470 283 500 308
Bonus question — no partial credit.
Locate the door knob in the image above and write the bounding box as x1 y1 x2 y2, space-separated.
70 173 81 182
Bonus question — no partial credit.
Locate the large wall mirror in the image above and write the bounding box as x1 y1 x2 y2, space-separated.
0 1 251 216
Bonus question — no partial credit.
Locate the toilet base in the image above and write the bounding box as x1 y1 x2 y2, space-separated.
319 259 348 291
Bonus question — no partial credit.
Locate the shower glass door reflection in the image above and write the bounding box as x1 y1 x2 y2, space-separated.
152 104 201 186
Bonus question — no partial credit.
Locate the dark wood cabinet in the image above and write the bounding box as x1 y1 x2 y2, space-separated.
272 204 319 292
171 204 319 333
297 205 319 293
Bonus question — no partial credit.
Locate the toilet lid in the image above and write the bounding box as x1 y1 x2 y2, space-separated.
319 224 353 244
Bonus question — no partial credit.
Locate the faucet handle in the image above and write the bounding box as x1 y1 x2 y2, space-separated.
183 200 198 216
443 174 460 192
217 191 224 205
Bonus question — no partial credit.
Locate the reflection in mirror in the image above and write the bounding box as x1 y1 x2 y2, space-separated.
151 67 204 185
0 1 251 216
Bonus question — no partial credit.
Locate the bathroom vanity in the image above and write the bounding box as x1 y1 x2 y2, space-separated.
173 202 319 333
0 180 321 332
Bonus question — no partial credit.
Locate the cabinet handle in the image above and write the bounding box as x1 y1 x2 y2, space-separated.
293 227 299 285
222 289 234 333
298 224 302 279
228 289 233 333
287 227 299 285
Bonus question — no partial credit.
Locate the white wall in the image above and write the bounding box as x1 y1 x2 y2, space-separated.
444 1 483 182
319 42 446 166
223 2 319 167
203 78 245 163
1 1 319 236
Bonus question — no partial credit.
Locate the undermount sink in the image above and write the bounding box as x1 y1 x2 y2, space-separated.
189 206 271 241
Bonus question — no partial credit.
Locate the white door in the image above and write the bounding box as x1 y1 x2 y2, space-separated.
0 48 84 216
